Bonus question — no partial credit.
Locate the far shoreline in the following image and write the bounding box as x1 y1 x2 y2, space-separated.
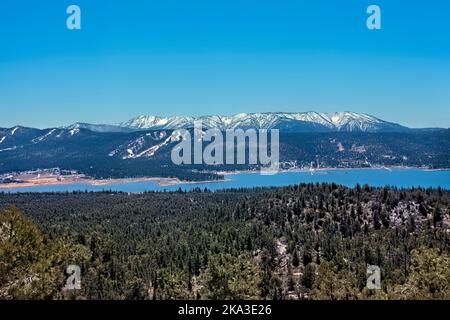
0 176 227 190
0 166 449 191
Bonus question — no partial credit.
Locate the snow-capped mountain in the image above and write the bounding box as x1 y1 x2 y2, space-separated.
0 122 448 180
119 112 409 132
64 122 135 133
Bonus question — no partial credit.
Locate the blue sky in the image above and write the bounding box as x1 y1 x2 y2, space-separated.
0 0 449 128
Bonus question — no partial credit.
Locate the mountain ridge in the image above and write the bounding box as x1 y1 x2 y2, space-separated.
2 111 447 133
119 111 411 133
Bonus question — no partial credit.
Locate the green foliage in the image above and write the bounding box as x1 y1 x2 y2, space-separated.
202 253 261 300
0 206 91 299
311 261 359 300
391 247 450 299
152 269 192 300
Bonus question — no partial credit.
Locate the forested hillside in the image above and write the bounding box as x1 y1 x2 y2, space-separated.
1 184 449 299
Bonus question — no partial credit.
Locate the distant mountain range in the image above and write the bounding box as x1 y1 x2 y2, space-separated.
65 111 444 133
0 112 448 181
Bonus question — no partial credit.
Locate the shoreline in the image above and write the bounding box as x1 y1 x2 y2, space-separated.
0 166 448 190
217 165 449 175
0 175 229 190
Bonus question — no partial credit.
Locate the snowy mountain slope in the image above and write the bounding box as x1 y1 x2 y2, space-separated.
108 131 173 159
119 112 410 132
64 122 136 133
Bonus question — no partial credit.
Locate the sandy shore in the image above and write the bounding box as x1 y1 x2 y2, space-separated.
0 176 193 190
0 175 228 190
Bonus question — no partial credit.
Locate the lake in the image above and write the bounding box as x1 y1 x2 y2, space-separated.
2 168 450 193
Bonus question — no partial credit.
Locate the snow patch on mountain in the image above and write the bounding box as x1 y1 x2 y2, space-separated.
0 146 17 152
65 122 134 133
32 129 57 144
69 128 80 136
108 131 175 159
120 136 147 159
123 131 184 159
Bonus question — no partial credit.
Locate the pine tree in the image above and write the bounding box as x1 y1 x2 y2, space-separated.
292 249 300 268
433 206 442 226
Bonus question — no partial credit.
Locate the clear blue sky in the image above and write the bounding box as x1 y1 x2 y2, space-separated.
0 0 449 128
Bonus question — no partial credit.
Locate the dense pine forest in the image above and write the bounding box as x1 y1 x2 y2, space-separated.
0 183 449 300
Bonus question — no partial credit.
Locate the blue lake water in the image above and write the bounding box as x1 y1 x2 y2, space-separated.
2 168 450 193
